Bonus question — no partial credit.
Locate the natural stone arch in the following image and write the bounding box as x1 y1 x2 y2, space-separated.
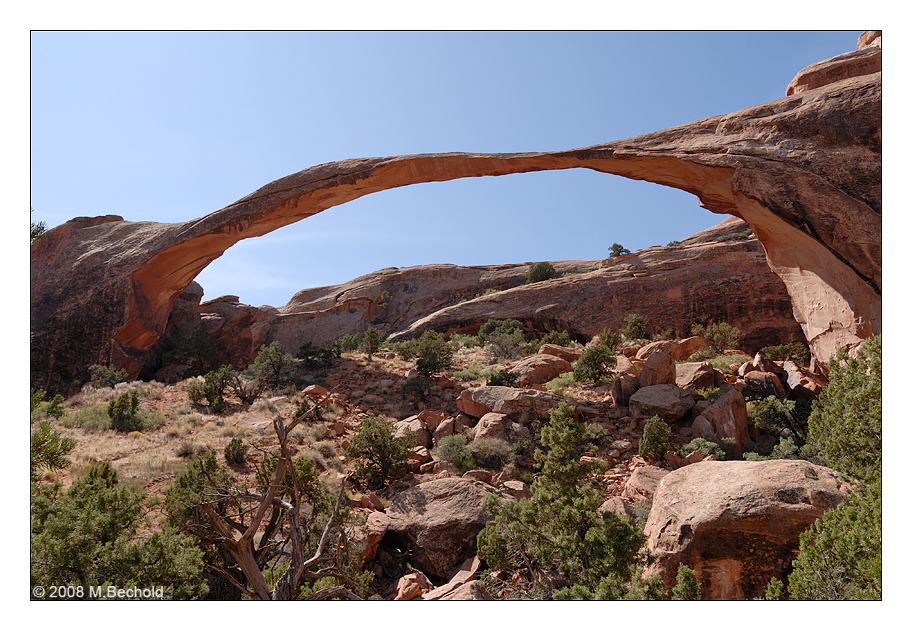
30 69 880 396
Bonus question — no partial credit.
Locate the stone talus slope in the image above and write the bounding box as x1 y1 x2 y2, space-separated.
30 36 880 395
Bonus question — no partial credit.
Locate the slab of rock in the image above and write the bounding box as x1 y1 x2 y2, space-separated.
393 415 431 449
644 460 851 599
384 478 508 580
628 384 696 421
419 556 483 600
622 465 671 503
676 361 715 390
743 370 787 398
473 412 531 444
503 353 572 387
393 571 434 601
698 389 750 456
610 373 640 407
781 360 827 400
638 350 677 387
456 386 569 424
538 343 584 363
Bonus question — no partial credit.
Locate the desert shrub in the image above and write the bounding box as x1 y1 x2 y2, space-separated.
678 436 725 460
486 367 519 387
435 434 476 473
224 436 249 464
44 394 66 420
89 364 129 389
108 390 142 433
667 240 682 247
31 461 208 600
450 363 485 383
717 228 753 242
609 243 631 257
690 322 741 355
573 345 616 385
597 327 623 354
176 441 209 458
329 332 364 355
477 318 525 345
61 403 111 432
31 388 47 413
477 402 657 600
759 338 811 366
545 371 576 395
807 336 881 483
412 330 455 381
469 436 514 469
187 365 235 412
526 261 557 284
788 479 881 600
344 415 417 489
748 395 800 440
538 330 573 347
252 342 296 388
620 313 650 340
638 416 670 461
30 421 77 481
296 341 338 368
671 564 701 600
362 326 384 359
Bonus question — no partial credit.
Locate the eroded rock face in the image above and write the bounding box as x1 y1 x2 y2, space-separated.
30 38 880 395
643 460 851 599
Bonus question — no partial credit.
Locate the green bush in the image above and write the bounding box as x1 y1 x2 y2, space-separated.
717 228 753 242
362 326 384 359
486 367 519 387
329 332 365 355
30 421 76 481
108 390 142 433
344 415 417 489
412 330 455 381
759 339 811 366
526 261 557 284
252 342 296 388
162 330 220 377
597 327 623 355
89 364 129 389
671 563 701 600
187 365 235 412
609 243 631 257
435 434 476 473
31 461 208 599
690 322 741 355
638 416 671 461
31 388 46 413
620 313 650 340
807 336 881 483
678 436 725 460
469 436 514 469
296 341 338 368
573 345 616 385
45 394 66 420
224 437 249 465
538 330 573 347
477 402 656 600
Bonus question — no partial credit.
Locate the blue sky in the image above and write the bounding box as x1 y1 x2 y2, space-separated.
30 30 862 308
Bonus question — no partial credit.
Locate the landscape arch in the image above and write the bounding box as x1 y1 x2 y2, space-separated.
30 71 881 396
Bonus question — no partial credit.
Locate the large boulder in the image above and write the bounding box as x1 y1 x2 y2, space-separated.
622 465 670 503
638 350 677 387
538 343 584 363
610 373 640 407
456 386 569 424
743 370 788 399
503 354 572 387
695 389 750 456
628 384 696 421
676 362 715 390
644 460 851 599
473 412 531 444
384 478 508 580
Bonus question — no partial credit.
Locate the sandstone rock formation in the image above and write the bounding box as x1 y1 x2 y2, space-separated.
644 460 851 599
382 478 506 580
30 34 880 396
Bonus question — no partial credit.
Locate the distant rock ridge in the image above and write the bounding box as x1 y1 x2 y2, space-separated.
30 33 880 395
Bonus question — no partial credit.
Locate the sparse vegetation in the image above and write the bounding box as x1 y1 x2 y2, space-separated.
89 364 129 389
526 261 557 284
344 415 417 489
691 322 741 355
223 436 249 464
638 416 671 461
620 313 650 340
609 243 631 257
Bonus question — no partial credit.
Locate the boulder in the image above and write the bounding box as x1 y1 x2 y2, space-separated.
781 360 827 400
610 373 640 407
638 350 676 387
691 415 715 440
628 384 696 421
393 570 434 601
432 416 454 445
393 415 431 449
622 465 671 503
503 354 572 387
644 460 851 599
702 389 750 455
635 340 678 361
614 354 639 377
538 343 584 363
346 510 389 569
473 412 531 445
419 556 484 600
675 336 706 361
501 479 532 500
384 478 508 580
598 496 635 519
676 362 715 390
743 370 787 398
456 386 569 425
436 580 494 600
